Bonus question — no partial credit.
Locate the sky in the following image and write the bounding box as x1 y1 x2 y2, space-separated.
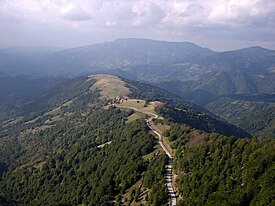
0 0 275 51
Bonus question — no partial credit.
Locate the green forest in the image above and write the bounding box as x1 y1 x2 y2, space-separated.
0 108 168 205
0 75 274 206
164 123 275 206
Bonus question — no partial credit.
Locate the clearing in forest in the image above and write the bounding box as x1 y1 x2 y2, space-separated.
118 99 163 115
89 74 130 99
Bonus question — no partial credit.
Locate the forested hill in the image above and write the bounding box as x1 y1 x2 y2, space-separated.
0 74 269 206
123 78 251 138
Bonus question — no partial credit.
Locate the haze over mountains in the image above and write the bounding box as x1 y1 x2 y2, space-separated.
1 38 274 138
1 38 274 98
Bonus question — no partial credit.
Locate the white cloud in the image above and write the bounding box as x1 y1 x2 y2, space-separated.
0 0 274 50
60 3 92 21
208 0 275 25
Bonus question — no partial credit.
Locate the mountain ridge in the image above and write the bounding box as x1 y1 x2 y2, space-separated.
0 38 274 101
0 74 273 206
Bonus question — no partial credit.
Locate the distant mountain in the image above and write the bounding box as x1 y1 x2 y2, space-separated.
0 47 60 76
43 38 213 77
0 46 62 54
0 38 274 99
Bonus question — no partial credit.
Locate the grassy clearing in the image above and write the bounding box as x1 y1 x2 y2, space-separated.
103 105 111 110
44 115 63 124
155 123 171 134
89 74 130 99
153 122 175 154
118 99 163 115
126 113 144 123
45 100 73 116
162 136 174 155
44 107 61 116
150 122 174 155
119 99 146 109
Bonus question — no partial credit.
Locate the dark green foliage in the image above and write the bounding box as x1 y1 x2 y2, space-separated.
0 76 97 127
0 195 22 206
206 96 275 138
168 124 275 206
0 114 156 205
0 73 273 206
125 78 251 139
143 154 169 205
158 105 251 138
125 78 207 114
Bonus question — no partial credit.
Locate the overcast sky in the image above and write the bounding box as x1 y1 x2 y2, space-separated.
0 0 275 51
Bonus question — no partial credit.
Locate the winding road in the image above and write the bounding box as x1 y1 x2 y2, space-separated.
115 104 177 206
146 117 177 206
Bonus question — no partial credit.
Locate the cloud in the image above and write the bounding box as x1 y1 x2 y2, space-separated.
0 0 274 50
208 0 275 26
60 3 92 21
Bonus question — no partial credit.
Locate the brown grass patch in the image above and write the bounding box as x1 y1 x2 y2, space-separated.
118 99 163 115
126 113 144 123
89 74 130 99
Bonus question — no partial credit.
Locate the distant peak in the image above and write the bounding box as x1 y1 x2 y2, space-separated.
234 45 274 52
111 38 210 50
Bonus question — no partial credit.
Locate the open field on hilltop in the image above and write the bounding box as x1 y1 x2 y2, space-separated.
89 74 130 99
118 99 163 115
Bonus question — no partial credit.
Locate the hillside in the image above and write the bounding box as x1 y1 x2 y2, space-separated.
166 123 275 206
0 74 273 205
0 75 170 205
205 95 275 139
1 40 274 136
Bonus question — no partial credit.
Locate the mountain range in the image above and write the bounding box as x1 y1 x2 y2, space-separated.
1 39 274 100
1 38 274 138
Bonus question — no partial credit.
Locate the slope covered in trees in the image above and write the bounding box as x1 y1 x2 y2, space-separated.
1 117 161 205
163 123 275 206
0 75 172 205
205 95 275 139
0 74 273 205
